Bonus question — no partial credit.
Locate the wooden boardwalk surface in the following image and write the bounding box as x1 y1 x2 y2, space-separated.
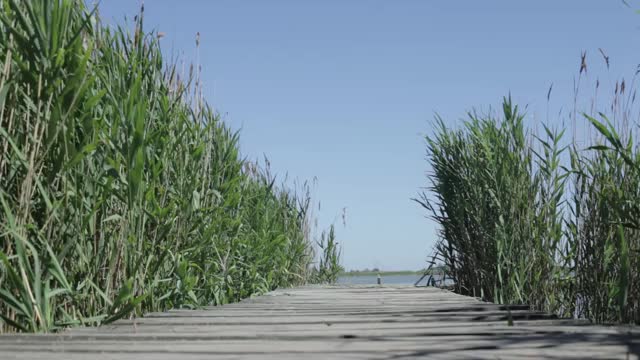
1 285 638 359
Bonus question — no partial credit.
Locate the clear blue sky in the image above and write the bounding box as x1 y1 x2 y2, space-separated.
97 1 639 271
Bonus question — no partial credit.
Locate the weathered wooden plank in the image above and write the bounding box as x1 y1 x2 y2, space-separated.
1 285 637 359
1 338 638 360
1 334 637 355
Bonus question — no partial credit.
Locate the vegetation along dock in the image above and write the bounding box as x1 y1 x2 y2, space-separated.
1 285 637 359
1 1 639 359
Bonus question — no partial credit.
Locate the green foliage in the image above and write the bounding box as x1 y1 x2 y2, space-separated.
568 114 640 323
310 225 343 284
419 97 639 324
0 0 340 332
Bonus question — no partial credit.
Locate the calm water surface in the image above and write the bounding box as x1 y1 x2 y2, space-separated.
337 274 420 285
337 274 452 286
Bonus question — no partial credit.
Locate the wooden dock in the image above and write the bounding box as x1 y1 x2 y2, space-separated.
1 285 638 359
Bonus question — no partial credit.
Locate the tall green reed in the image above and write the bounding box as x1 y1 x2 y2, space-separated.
0 0 341 333
420 86 639 323
311 224 343 284
568 113 640 323
416 98 554 305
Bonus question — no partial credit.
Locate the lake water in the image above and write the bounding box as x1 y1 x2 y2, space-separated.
337 274 452 286
337 274 421 285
